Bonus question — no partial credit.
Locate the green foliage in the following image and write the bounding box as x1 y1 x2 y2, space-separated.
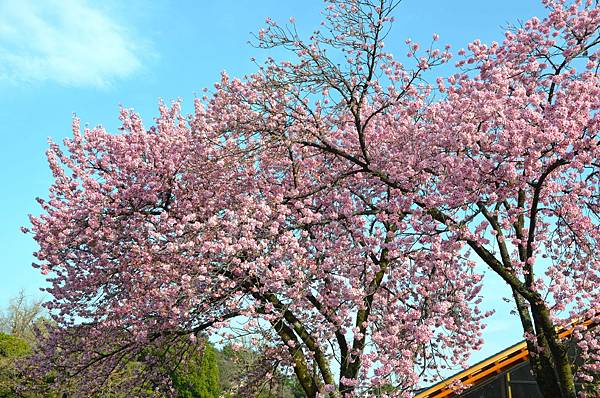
0 333 65 398
171 343 220 398
215 343 306 398
0 294 63 398
0 333 30 397
0 290 306 398
0 329 305 398
0 333 30 358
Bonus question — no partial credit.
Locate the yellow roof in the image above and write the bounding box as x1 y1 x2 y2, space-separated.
415 316 597 398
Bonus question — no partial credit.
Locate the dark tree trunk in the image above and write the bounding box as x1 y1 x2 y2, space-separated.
514 293 561 397
529 304 577 398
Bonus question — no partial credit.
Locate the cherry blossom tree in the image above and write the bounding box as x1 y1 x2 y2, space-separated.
418 3 600 395
25 0 599 397
202 0 600 396
26 92 486 397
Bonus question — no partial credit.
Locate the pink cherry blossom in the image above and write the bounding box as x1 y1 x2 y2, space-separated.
25 0 599 397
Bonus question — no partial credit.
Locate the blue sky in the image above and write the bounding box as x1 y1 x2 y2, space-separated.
0 0 548 367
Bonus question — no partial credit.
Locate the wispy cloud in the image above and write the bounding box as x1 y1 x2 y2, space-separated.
0 0 148 88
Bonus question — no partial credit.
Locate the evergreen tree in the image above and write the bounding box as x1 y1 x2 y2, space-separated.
171 343 220 398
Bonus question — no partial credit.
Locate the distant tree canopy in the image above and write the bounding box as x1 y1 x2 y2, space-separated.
0 290 45 342
0 292 51 398
0 292 302 398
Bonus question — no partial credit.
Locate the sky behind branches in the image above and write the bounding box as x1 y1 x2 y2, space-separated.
0 0 548 367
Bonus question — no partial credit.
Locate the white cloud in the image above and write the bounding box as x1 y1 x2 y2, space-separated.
0 0 148 88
